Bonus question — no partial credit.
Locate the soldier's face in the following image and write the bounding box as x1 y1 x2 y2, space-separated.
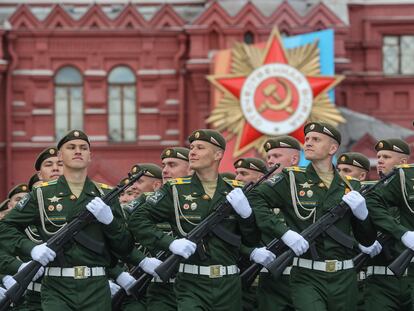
304 132 338 161
266 148 299 173
337 164 367 181
235 168 264 183
59 140 91 170
38 156 63 181
134 176 161 196
377 150 407 175
119 187 136 206
189 141 223 171
7 192 27 210
162 158 190 183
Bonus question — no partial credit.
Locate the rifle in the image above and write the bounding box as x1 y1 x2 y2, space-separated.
265 168 397 280
111 251 166 311
352 232 392 272
0 170 146 311
154 164 280 282
388 247 414 277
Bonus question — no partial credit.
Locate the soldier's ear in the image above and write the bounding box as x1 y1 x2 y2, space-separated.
328 141 339 156
400 157 408 165
360 171 367 181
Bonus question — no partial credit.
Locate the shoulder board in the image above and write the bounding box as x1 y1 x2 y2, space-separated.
345 175 359 181
97 182 113 190
167 177 191 185
37 179 58 188
143 192 154 197
396 164 414 169
285 166 306 173
223 178 244 188
361 180 377 186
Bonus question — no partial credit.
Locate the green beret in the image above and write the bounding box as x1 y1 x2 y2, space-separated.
28 174 40 191
220 172 236 180
338 152 370 172
234 157 267 174
161 147 189 161
0 199 9 212
130 163 162 179
264 136 301 152
188 129 226 150
35 147 58 170
304 122 341 144
8 183 29 199
57 130 90 150
375 138 410 155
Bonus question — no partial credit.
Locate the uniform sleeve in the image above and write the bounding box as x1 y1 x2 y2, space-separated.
236 212 260 247
0 249 22 275
129 185 175 251
366 176 408 240
248 176 290 240
103 200 133 257
0 192 39 257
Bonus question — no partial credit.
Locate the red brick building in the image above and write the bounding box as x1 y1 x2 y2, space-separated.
0 0 413 196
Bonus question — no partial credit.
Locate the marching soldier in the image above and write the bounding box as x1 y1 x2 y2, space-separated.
265 135 301 175
0 184 30 219
0 130 133 310
129 129 259 311
35 147 63 181
249 122 376 311
130 163 163 198
234 157 266 184
364 139 412 311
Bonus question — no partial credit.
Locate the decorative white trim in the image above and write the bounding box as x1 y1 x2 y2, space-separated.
186 58 210 65
12 131 26 136
369 158 377 167
12 142 54 147
137 69 176 76
139 108 159 114
84 70 107 77
165 99 179 105
31 136 54 142
166 129 179 136
161 140 179 146
13 69 54 76
138 135 161 141
0 59 8 65
12 101 26 107
32 109 53 115
335 57 351 64
85 108 107 114
89 135 107 141
3 0 205 3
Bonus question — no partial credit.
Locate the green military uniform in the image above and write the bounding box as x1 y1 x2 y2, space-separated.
0 175 132 311
249 122 376 311
129 127 259 311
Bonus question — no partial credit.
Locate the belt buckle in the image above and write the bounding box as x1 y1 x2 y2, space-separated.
74 266 88 279
209 265 222 278
325 260 337 273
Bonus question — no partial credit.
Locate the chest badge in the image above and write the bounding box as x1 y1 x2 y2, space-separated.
190 202 198 210
47 196 62 203
306 190 313 198
48 205 55 212
299 182 314 189
183 194 197 202
183 203 190 210
56 204 63 212
299 190 306 197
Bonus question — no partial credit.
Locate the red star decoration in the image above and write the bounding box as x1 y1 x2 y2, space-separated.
209 29 342 155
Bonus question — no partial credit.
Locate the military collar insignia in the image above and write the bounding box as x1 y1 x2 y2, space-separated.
47 196 62 203
183 194 197 202
299 182 313 189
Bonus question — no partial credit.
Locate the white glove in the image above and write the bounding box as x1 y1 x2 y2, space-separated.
2 275 16 290
86 197 114 225
169 238 197 259
108 280 121 297
401 231 414 250
226 188 252 218
281 230 309 256
0 287 5 300
139 257 163 277
115 272 135 295
18 262 44 281
30 243 56 266
250 247 276 267
342 191 368 221
358 240 382 258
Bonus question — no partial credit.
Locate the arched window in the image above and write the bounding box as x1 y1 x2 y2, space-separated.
54 66 83 140
108 66 136 142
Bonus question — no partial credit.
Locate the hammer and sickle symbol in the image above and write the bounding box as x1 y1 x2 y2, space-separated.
258 79 293 114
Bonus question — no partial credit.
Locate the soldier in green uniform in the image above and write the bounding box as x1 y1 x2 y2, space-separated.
35 147 63 181
0 130 133 311
131 163 163 198
129 129 259 311
249 122 376 311
254 136 302 311
233 157 269 311
0 184 30 219
364 139 412 311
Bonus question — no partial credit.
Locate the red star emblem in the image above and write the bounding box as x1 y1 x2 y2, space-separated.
208 29 343 157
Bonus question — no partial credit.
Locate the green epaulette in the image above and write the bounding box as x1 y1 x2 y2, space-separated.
396 164 414 169
35 179 58 188
168 177 192 185
285 166 306 173
361 180 377 186
143 192 154 197
223 177 244 188
97 182 113 190
344 175 360 182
